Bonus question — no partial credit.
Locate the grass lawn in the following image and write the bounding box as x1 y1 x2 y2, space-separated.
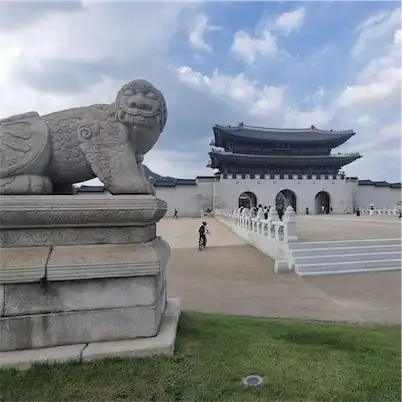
1 312 400 402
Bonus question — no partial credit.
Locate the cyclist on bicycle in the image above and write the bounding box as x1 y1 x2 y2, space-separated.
198 221 208 247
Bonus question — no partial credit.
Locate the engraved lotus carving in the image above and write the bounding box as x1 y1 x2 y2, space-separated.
0 79 167 195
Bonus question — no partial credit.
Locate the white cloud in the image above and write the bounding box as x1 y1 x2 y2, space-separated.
188 13 221 52
173 66 260 102
229 7 306 65
366 123 401 150
284 108 334 128
351 7 401 57
341 123 401 180
172 65 334 128
274 8 306 35
146 149 212 178
173 65 282 111
0 3 193 62
394 28 401 45
356 115 377 127
250 86 284 115
230 29 277 64
304 86 326 107
0 2 197 115
337 24 401 110
336 72 400 109
333 21 401 179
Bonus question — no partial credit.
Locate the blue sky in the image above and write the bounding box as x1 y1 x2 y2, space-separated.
0 1 400 183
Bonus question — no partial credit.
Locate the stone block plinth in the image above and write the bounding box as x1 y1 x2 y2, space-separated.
0 195 180 366
0 195 165 247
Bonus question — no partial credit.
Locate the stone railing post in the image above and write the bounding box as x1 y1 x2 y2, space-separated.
251 218 256 232
274 224 281 241
267 209 278 238
253 207 263 234
258 220 263 235
246 209 252 230
283 206 297 242
235 213 239 225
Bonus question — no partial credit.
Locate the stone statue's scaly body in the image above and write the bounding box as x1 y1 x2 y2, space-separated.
0 79 167 195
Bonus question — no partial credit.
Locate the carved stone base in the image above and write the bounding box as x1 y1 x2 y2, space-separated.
0 298 181 370
1 225 157 247
0 194 167 227
0 194 166 247
0 194 180 358
0 237 170 352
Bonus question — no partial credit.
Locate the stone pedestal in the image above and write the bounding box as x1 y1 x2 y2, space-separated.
0 195 180 369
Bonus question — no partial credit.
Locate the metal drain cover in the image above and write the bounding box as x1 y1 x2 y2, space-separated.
243 375 263 386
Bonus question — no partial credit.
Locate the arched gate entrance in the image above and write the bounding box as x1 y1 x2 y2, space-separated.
275 189 297 212
238 191 257 208
315 191 331 214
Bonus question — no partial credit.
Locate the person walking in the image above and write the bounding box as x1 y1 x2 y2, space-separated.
198 221 209 248
173 209 178 219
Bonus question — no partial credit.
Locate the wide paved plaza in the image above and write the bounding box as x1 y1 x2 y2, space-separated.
157 217 401 325
296 214 401 241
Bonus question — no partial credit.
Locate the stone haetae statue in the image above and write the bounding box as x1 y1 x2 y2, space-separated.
0 79 167 195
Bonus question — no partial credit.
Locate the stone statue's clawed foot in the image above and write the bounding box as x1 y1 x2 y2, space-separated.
0 175 52 195
144 179 156 196
107 176 155 195
149 183 156 196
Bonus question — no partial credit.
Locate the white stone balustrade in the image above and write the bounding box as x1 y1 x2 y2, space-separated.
214 206 298 273
358 206 399 216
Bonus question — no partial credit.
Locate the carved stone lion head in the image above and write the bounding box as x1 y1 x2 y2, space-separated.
114 79 168 154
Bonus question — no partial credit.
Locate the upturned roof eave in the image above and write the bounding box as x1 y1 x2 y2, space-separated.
212 126 355 148
214 124 355 136
208 152 361 166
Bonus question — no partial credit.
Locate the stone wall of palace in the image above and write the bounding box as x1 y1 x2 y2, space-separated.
213 175 354 214
76 176 400 217
155 178 213 217
153 175 400 217
355 184 401 209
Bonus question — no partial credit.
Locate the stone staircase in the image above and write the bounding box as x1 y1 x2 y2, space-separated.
289 238 401 276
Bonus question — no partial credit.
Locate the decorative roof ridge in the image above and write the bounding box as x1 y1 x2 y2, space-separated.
357 179 402 187
209 150 361 157
333 152 361 156
214 123 355 133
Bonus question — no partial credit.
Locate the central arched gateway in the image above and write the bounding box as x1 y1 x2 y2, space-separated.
239 191 257 208
275 189 297 212
315 191 331 214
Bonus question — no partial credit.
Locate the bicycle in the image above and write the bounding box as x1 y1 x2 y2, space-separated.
198 229 209 251
198 236 205 251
